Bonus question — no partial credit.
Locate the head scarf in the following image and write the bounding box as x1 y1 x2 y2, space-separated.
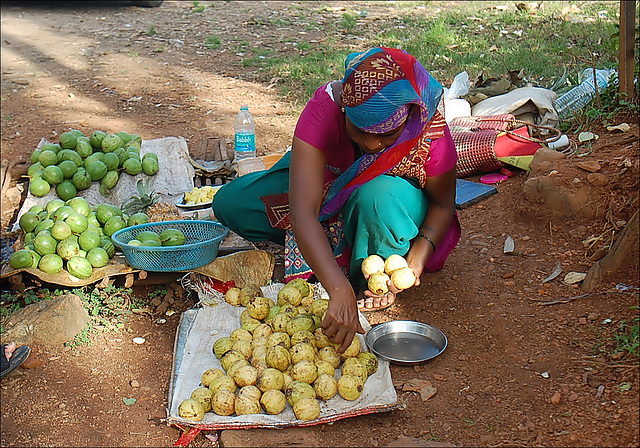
319 47 445 221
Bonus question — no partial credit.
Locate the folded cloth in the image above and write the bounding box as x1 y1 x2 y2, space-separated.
1 344 31 379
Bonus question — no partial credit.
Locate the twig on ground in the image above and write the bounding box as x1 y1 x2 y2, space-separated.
527 293 590 305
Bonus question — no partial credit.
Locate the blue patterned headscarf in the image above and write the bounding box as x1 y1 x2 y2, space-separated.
319 47 444 220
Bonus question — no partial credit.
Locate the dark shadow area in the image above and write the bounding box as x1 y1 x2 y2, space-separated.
1 0 163 10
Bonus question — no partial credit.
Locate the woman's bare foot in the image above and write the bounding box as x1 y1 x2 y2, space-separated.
357 290 396 312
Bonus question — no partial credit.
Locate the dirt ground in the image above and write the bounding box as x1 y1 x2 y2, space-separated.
1 2 639 447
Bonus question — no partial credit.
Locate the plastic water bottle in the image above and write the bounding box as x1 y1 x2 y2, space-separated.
554 69 614 119
234 105 256 161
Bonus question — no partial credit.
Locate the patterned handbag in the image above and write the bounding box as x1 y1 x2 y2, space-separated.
450 114 561 178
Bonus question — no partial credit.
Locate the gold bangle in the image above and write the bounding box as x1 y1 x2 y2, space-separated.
417 233 436 252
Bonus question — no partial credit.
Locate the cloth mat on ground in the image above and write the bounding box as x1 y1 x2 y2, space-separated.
167 283 398 430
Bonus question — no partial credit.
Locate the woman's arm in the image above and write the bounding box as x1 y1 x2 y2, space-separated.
289 137 364 353
405 166 457 285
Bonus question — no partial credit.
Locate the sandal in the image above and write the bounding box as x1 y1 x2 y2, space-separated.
1 344 31 379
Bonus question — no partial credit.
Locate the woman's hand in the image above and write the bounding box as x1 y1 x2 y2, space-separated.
321 286 365 354
289 137 364 354
406 166 457 283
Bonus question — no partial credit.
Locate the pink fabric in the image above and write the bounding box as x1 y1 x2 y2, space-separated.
425 212 461 272
294 83 355 185
426 126 457 176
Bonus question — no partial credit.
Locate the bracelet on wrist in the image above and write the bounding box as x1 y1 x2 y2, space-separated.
417 233 436 252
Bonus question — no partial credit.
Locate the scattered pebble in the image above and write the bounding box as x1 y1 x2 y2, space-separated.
541 371 550 378
550 391 561 405
133 337 146 344
130 380 140 388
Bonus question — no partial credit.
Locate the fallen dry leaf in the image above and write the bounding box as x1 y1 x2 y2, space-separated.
606 123 630 132
402 379 438 401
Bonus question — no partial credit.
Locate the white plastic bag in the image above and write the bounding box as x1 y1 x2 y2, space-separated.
444 71 472 124
444 71 471 99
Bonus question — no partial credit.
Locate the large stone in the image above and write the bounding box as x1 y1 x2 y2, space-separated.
521 175 601 219
0 293 90 347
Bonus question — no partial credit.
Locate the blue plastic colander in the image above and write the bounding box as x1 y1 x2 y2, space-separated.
111 220 229 272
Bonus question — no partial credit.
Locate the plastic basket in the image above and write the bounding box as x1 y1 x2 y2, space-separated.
111 220 229 272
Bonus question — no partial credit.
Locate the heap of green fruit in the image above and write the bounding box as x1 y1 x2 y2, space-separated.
127 228 186 247
177 279 379 422
27 129 160 200
8 197 151 279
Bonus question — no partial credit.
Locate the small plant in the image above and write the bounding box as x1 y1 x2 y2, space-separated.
340 13 357 31
191 1 205 13
65 324 92 348
148 288 167 302
145 25 156 36
613 308 639 358
205 36 221 50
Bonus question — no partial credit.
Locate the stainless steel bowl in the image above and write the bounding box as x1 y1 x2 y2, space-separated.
365 320 447 366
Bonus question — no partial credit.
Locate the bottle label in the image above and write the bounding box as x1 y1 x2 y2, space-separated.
235 132 255 152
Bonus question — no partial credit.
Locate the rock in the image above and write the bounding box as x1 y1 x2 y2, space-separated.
0 293 90 347
576 160 602 172
586 172 609 187
20 354 42 369
528 148 566 172
521 175 602 219
550 391 561 405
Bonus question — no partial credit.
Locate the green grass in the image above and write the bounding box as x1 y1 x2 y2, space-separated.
205 36 221 50
613 306 639 358
254 1 630 108
191 1 205 13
